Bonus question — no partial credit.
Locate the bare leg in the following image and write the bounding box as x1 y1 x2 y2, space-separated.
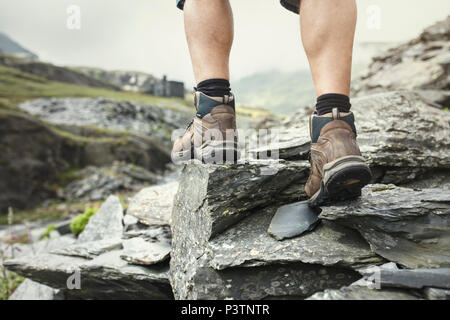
183 0 234 83
300 0 357 97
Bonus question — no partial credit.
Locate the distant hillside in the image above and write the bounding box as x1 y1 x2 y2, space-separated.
233 70 316 115
233 42 394 115
73 67 186 98
0 32 38 60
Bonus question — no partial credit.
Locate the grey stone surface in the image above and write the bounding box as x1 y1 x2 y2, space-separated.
77 195 124 243
273 91 450 186
268 201 320 240
352 17 450 97
170 163 382 299
127 182 179 226
120 238 171 266
208 207 383 270
51 238 123 259
62 164 159 202
320 185 450 269
18 97 188 146
250 128 310 161
423 287 450 300
361 263 450 290
306 286 420 300
8 279 64 300
172 160 310 241
4 250 173 300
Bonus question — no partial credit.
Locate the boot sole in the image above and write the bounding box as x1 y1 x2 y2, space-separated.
309 155 372 207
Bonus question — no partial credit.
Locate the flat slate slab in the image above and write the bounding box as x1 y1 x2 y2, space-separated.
120 238 171 266
4 250 173 300
127 182 179 226
51 238 123 259
268 200 321 240
208 206 383 270
78 195 124 243
306 286 420 300
360 263 450 290
320 185 450 269
8 279 64 300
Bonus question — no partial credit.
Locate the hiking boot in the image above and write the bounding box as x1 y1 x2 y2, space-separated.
171 91 239 164
306 108 372 207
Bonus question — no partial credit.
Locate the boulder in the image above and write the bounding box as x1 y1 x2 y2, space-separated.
320 185 450 269
8 279 64 300
77 195 124 243
4 251 173 300
170 161 383 300
352 16 450 102
268 91 450 187
127 182 179 226
173 161 310 240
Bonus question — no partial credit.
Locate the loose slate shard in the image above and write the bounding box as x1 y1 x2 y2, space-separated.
268 201 321 241
361 264 450 290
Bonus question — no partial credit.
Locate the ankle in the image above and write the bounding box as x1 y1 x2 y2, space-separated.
195 78 231 97
315 93 351 115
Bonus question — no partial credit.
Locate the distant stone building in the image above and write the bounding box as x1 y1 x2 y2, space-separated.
142 75 185 98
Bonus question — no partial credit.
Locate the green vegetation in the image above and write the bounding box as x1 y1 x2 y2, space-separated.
70 207 98 236
1 248 24 300
372 186 396 192
40 224 56 240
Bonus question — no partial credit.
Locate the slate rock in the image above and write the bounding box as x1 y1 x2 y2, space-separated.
273 92 450 186
18 97 189 147
172 160 310 240
320 185 450 269
352 17 450 95
127 182 179 226
423 287 450 300
4 251 173 300
8 279 64 300
51 238 123 259
170 163 382 299
268 201 321 240
208 206 383 270
77 195 124 243
188 259 360 300
306 286 420 300
360 263 450 290
120 238 171 266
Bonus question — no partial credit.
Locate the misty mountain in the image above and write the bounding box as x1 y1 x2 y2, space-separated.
233 42 395 115
233 70 316 115
0 32 38 60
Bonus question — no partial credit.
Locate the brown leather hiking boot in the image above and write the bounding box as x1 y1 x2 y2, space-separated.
306 108 372 207
171 91 239 164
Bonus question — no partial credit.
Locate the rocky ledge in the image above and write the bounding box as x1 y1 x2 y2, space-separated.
4 90 450 300
4 192 175 300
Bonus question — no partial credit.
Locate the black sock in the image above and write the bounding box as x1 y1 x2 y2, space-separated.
195 78 231 97
316 93 351 116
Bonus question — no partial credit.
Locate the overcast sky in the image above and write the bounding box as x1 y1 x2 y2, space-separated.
0 0 449 86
